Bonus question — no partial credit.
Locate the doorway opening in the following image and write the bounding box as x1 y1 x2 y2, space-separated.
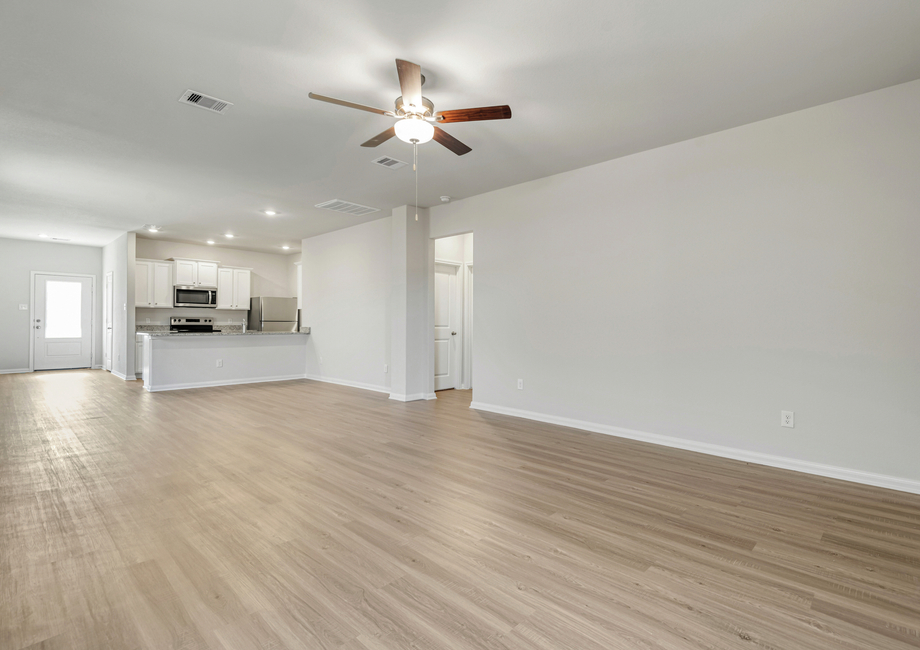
433 233 473 392
31 272 96 371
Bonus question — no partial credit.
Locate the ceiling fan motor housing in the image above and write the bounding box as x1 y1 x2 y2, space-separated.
395 96 434 116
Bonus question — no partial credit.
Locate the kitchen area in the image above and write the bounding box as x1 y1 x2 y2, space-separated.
133 244 309 392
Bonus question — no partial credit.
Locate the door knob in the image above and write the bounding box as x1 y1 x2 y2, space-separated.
35 325 41 330
451 331 457 335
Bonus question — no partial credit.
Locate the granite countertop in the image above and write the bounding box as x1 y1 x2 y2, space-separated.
139 330 308 337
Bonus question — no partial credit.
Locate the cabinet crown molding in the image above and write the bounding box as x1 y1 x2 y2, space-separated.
167 257 221 264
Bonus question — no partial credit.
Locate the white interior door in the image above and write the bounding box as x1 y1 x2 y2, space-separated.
434 262 461 391
33 273 93 371
104 271 113 371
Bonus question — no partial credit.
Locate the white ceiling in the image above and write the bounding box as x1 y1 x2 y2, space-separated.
2 1 919 253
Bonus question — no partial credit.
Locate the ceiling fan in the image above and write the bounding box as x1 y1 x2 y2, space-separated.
309 59 512 156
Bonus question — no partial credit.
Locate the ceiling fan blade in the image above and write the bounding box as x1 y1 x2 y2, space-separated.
395 59 423 112
432 126 472 156
361 127 396 147
308 92 390 116
436 105 513 123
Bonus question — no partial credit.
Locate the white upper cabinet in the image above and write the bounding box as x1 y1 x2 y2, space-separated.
172 258 219 287
232 269 251 310
135 260 173 308
216 267 251 310
135 261 152 307
216 267 234 309
152 263 173 307
174 259 197 285
198 262 219 288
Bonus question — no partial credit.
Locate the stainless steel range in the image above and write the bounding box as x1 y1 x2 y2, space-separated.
170 317 215 333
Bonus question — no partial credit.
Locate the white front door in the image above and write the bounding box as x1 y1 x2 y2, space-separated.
434 262 461 391
104 271 113 371
33 273 93 370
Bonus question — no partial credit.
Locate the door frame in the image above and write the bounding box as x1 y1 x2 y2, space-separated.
462 262 473 389
104 271 114 371
30 271 97 372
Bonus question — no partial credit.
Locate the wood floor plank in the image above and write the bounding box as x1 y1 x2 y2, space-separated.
2 369 920 649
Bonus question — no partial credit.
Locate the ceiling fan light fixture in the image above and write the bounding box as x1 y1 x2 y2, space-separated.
394 117 434 144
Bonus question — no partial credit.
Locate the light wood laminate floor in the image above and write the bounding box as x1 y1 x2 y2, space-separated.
2 370 919 649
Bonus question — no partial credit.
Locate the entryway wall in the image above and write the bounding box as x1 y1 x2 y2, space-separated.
434 233 473 390
0 237 103 374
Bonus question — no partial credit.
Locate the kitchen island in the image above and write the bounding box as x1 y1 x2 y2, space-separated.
137 331 309 392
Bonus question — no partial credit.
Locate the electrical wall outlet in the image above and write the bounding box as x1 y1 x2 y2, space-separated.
319 356 323 365
781 411 794 428
384 364 388 373
517 379 524 390
19 304 28 310
216 359 223 368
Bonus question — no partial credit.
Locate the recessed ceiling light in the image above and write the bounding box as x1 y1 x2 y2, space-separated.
144 224 160 232
207 240 215 245
225 233 234 238
282 245 290 250
39 233 49 238
264 210 277 216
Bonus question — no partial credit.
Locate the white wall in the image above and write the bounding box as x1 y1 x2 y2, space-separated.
301 218 392 392
434 232 473 265
135 238 294 298
430 80 920 489
102 233 135 378
0 238 103 372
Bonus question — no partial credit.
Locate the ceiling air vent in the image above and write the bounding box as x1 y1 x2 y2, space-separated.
371 155 408 170
178 89 233 114
315 199 380 216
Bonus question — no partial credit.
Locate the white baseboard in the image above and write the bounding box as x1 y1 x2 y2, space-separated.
145 374 308 393
304 374 390 394
92 364 103 369
389 392 431 402
111 370 136 381
469 401 920 496
0 368 31 375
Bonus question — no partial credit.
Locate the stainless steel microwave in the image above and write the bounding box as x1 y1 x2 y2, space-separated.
174 285 217 308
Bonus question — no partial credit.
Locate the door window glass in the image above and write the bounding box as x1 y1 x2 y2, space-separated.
45 281 82 338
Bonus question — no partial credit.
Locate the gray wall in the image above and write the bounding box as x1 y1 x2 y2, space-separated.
430 80 920 486
0 238 103 372
301 218 392 392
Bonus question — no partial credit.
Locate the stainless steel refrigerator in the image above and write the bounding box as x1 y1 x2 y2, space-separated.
248 297 298 332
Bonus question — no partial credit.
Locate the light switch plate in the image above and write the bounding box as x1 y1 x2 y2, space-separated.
19 304 28 310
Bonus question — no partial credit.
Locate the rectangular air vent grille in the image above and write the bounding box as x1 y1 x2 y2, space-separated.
178 89 233 114
315 199 380 216
372 155 408 170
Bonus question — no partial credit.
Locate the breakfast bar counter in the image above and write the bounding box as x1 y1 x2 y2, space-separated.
137 331 309 392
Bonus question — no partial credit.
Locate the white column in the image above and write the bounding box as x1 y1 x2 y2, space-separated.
389 205 435 402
